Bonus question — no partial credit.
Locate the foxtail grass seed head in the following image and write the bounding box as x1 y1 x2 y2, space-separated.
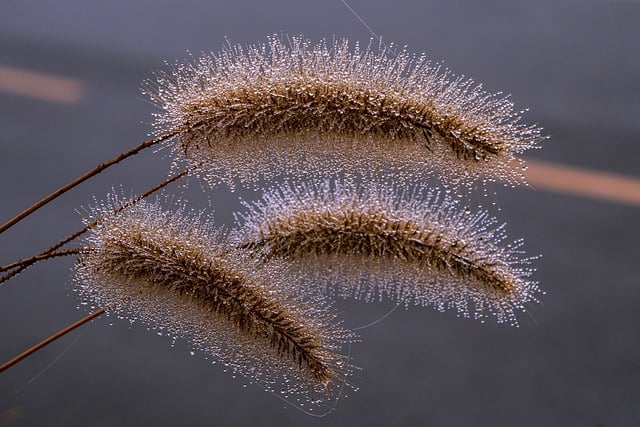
145 35 545 190
234 181 541 326
74 198 355 406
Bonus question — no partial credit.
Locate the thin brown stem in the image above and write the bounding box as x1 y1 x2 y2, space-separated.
4 248 86 270
0 248 87 285
0 232 89 274
0 306 107 373
0 170 188 284
0 131 178 235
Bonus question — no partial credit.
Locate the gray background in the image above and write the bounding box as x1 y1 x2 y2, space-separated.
1 1 639 425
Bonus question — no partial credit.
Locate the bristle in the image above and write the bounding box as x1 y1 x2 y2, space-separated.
145 35 545 190
234 181 541 326
74 198 355 406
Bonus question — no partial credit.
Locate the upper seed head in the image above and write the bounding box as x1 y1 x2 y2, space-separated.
146 35 545 190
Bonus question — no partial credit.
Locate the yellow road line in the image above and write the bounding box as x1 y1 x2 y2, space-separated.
525 159 640 206
0 65 86 104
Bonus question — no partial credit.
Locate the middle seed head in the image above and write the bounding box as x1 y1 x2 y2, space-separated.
234 181 541 326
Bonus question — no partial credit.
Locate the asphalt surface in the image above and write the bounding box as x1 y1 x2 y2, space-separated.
1 1 639 426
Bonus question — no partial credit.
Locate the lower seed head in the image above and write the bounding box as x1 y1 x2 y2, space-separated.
74 197 355 404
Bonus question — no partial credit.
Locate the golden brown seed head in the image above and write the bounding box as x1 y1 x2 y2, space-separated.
74 198 355 406
145 36 545 190
234 181 541 326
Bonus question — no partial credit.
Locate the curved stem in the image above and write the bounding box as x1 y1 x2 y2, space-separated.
5 248 86 270
1 248 87 273
0 248 87 285
0 232 88 274
0 131 177 235
0 170 188 285
0 306 107 373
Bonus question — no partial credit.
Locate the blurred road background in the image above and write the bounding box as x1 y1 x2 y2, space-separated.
1 1 639 426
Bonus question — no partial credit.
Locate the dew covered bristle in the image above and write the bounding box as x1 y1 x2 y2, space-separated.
74 198 355 404
234 181 541 325
146 35 545 190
